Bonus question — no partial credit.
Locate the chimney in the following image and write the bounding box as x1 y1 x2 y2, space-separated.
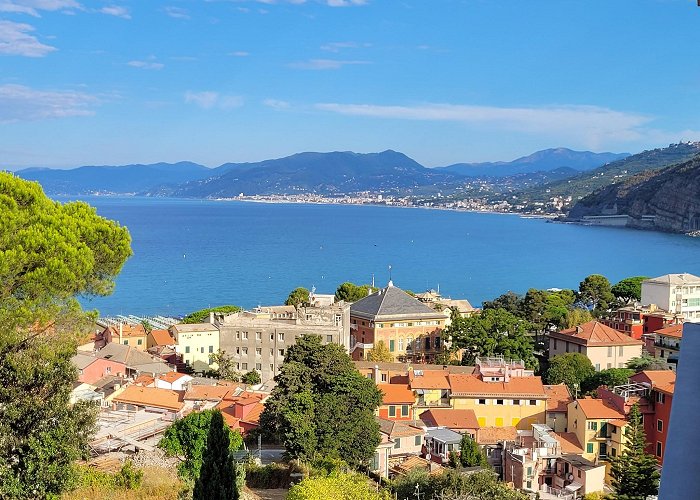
209 311 215 323
373 364 380 382
119 323 123 345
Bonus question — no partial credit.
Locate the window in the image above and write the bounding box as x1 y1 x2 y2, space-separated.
326 335 333 343
656 442 662 457
389 340 395 352
123 340 129 345
595 363 601 371
577 470 582 478
399 338 404 351
242 347 248 355
371 453 380 470
434 337 440 349
185 346 190 353
270 333 274 341
394 438 401 449
389 406 396 417
270 364 274 371
529 400 537 406
270 348 274 356
587 443 594 453
381 374 387 382
527 466 532 477
553 339 557 350
256 332 262 341
278 349 284 357
656 392 666 404
209 345 214 353
478 399 486 405
588 422 598 431
137 339 143 345
657 419 663 432
425 338 431 350
401 405 409 417
278 332 284 342
242 331 248 340
496 399 504 405
241 363 248 370
201 347 205 353
607 346 613 357
607 363 612 369
513 399 520 406
618 345 624 356
255 363 261 370
611 447 617 457
415 435 422 446
256 348 262 356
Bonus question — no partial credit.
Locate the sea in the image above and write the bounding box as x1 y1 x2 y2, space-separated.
60 196 700 317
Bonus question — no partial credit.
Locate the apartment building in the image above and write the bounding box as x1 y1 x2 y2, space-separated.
169 323 220 372
642 273 700 321
652 323 683 369
629 370 675 464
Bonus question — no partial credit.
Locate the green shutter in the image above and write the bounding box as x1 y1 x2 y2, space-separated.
587 443 594 453
389 340 395 352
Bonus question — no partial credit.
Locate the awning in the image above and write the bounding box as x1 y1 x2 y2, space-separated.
415 389 426 395
565 482 583 492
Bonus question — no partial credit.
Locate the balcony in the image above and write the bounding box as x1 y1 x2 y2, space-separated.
654 341 680 350
416 399 451 408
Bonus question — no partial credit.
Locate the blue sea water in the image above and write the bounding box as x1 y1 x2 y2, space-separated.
62 197 700 317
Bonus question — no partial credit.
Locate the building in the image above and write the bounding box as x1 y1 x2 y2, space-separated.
419 408 479 437
155 372 193 391
72 352 128 384
414 289 479 322
377 384 416 421
147 329 175 349
544 384 572 433
642 273 700 321
476 426 518 475
169 322 220 372
449 357 547 430
111 385 185 416
350 283 449 362
81 342 174 377
216 301 350 383
409 369 451 415
376 418 425 472
652 323 683 369
100 323 148 350
355 361 474 384
601 304 681 340
424 427 463 464
629 370 675 463
548 321 644 371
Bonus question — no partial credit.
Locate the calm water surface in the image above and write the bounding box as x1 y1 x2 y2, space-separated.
62 197 700 316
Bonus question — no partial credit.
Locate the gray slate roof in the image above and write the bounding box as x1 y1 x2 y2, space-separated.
83 343 171 374
425 427 463 444
351 285 444 320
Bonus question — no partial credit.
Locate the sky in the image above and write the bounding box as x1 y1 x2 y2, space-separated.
1 0 700 169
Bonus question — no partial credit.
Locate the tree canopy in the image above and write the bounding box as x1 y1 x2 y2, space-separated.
578 274 614 315
288 470 390 500
581 368 634 394
609 404 660 499
159 409 244 482
334 282 372 303
0 173 132 498
192 410 239 500
626 354 668 372
392 469 526 500
241 370 261 385
183 305 241 324
259 335 382 466
611 277 648 304
366 340 394 362
449 433 487 468
209 350 241 381
544 353 595 394
285 287 310 307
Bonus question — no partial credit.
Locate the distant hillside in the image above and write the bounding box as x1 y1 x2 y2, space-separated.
15 162 210 195
568 153 700 233
516 142 700 207
171 150 463 197
438 148 629 177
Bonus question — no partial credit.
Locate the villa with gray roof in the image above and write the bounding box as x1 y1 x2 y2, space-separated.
350 282 449 363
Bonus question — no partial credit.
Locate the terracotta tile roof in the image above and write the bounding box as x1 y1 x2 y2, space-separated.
391 456 444 476
159 372 190 384
105 324 147 338
184 385 231 401
552 321 644 346
608 419 628 428
554 432 583 454
113 386 184 412
133 374 155 386
149 329 175 345
654 324 683 339
573 397 626 420
476 426 517 445
631 370 676 395
241 403 265 425
377 418 424 438
378 383 415 404
544 384 572 412
409 370 450 390
419 409 479 430
449 374 546 397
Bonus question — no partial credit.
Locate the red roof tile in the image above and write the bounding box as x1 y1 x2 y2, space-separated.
150 329 175 345
449 374 546 397
654 324 683 339
476 426 517 445
544 384 572 412
378 384 415 404
184 385 231 401
158 371 189 384
552 321 643 346
554 432 583 454
419 409 479 430
409 370 450 390
114 386 184 411
573 397 626 420
631 370 676 395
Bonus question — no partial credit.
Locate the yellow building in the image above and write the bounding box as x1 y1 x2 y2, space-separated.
448 373 547 430
169 323 219 372
103 324 148 351
409 369 451 414
567 397 628 463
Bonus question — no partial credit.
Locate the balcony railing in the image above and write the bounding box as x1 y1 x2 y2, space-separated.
654 341 680 350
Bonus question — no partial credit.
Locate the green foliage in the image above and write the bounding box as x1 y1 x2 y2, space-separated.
582 368 634 394
449 433 487 468
245 463 291 489
159 409 244 482
392 468 527 500
366 340 394 362
609 404 660 499
193 410 239 500
564 308 594 328
482 291 523 316
114 460 144 490
545 353 595 394
578 274 614 315
285 287 310 307
0 173 132 499
287 470 389 500
209 350 241 381
483 289 576 331
241 370 261 385
611 277 648 304
183 305 241 324
447 308 538 369
260 335 382 467
334 282 372 303
626 354 668 372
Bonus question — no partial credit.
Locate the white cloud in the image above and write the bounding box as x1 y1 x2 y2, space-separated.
128 59 164 70
288 58 369 70
185 91 243 110
0 0 80 16
263 98 290 110
164 6 190 19
0 20 56 56
99 5 130 19
325 0 367 6
315 101 666 148
0 83 98 122
320 41 370 52
229 50 249 57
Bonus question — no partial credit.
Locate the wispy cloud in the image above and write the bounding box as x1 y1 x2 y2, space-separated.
288 58 369 70
263 98 290 110
320 41 370 52
99 5 130 19
208 0 367 7
185 91 243 110
229 50 249 57
164 6 190 19
128 58 164 70
325 0 367 6
0 20 56 57
315 101 663 147
0 0 81 17
0 83 98 122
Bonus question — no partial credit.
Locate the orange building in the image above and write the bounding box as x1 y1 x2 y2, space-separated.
377 383 416 421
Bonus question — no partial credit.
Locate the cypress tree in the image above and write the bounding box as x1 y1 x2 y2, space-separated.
451 433 487 468
609 403 660 500
193 410 238 500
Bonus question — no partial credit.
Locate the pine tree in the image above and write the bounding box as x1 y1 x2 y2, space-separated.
609 404 660 500
451 433 487 468
193 410 238 500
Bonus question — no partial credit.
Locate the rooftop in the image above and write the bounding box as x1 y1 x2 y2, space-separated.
425 427 463 443
171 322 218 333
158 371 191 384
351 284 445 320
554 433 583 454
544 384 572 413
645 273 700 286
449 374 546 397
377 418 424 438
476 426 518 445
552 321 644 346
184 385 234 401
113 386 184 412
419 409 479 430
378 384 415 405
572 397 626 420
561 453 603 471
81 343 172 374
631 370 676 395
409 370 450 390
655 323 684 339
353 360 474 374
149 329 175 346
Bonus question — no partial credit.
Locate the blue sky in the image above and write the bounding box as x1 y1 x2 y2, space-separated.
1 0 700 168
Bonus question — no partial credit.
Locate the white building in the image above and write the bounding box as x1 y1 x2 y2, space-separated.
641 273 700 322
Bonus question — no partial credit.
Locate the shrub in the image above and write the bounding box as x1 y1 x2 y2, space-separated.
114 460 144 490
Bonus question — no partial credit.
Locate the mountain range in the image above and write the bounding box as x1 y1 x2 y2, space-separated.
10 148 624 197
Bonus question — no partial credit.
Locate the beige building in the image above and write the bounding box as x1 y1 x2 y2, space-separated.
548 321 643 371
216 301 350 383
169 322 220 372
642 273 700 321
